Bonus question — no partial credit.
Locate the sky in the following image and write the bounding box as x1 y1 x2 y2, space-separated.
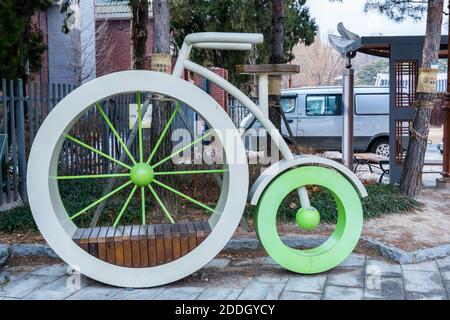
307 0 446 37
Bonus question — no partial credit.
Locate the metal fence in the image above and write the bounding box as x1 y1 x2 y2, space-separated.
0 84 247 208
0 81 199 209
0 79 76 208
227 97 257 127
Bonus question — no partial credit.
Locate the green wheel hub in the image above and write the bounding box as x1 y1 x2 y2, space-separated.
255 166 363 274
130 163 154 187
296 207 320 231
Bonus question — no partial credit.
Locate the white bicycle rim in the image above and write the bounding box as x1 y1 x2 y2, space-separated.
27 70 249 288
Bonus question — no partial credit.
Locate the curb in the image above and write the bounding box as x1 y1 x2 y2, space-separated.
1 236 450 267
361 237 450 264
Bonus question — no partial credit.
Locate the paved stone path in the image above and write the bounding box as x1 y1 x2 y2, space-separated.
1 254 449 300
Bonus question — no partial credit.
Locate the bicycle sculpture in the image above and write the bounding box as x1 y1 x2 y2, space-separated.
27 33 367 288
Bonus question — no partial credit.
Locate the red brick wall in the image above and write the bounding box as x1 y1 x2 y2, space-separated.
193 67 229 111
31 11 49 85
96 17 154 76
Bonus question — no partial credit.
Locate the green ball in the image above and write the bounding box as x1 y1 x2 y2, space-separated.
130 163 154 187
295 207 320 231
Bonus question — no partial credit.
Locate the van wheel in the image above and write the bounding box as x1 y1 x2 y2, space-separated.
370 139 390 158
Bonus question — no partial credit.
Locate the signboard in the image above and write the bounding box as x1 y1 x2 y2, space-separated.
129 104 152 129
417 67 439 94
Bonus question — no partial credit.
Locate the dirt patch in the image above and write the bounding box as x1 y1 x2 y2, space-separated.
0 231 45 245
362 188 450 251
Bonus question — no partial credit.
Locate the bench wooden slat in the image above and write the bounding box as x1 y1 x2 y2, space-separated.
147 225 157 267
179 223 189 257
72 228 85 248
139 225 149 268
88 227 101 258
106 227 116 265
171 224 181 260
79 228 92 252
163 224 173 263
97 227 109 262
194 222 206 244
186 222 197 251
122 226 133 268
131 225 141 268
155 224 165 265
113 227 124 266
202 221 212 238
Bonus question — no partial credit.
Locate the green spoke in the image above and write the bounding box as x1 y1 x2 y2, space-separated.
70 181 133 220
154 169 225 176
66 134 132 170
55 173 130 180
152 179 215 214
148 185 175 224
137 92 144 162
96 102 137 165
141 186 146 225
151 130 213 169
113 185 138 227
146 102 182 165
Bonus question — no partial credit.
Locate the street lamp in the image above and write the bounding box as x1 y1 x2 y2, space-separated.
329 23 362 169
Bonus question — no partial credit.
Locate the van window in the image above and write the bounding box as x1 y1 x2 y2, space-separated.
281 97 296 113
306 95 342 116
355 94 389 115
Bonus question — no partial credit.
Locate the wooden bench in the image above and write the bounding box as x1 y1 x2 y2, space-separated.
72 222 212 268
353 153 443 183
353 153 390 184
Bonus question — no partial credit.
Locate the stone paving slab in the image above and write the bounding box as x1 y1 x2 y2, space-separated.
338 254 366 268
0 275 58 299
253 275 290 283
284 275 327 294
30 264 69 277
437 256 450 271
327 267 365 288
237 281 286 300
363 277 404 300
403 270 446 295
154 287 204 300
24 276 88 300
111 288 165 300
366 258 402 277
323 286 364 300
65 286 123 300
405 292 448 300
0 254 449 300
197 287 243 300
279 291 321 300
402 260 440 272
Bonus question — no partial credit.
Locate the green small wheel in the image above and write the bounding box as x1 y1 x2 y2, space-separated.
255 166 363 274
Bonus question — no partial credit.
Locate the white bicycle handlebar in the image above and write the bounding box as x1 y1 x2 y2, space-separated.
185 32 263 46
173 32 263 77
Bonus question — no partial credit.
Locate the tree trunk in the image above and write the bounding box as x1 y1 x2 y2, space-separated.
130 0 149 70
270 0 284 65
268 0 284 158
150 0 178 214
400 0 444 196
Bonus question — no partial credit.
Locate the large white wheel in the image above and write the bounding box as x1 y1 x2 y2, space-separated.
27 71 248 288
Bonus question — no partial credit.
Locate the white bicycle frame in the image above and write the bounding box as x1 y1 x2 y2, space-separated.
172 32 313 207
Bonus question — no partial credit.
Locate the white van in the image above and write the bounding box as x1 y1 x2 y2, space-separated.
240 86 390 157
